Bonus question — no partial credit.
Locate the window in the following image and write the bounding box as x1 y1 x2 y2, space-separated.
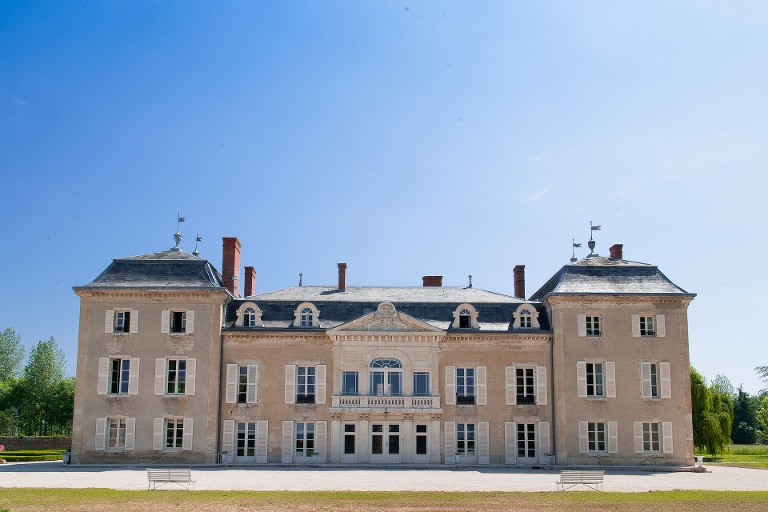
416 424 428 455
153 417 192 451
452 303 478 329
171 311 186 333
643 422 661 452
632 314 666 338
237 422 256 457
513 303 540 329
459 309 471 328
243 308 257 327
344 424 355 454
225 364 258 404
295 422 315 457
456 423 475 456
342 371 358 395
105 309 137 334
165 418 184 449
640 316 655 336
517 423 536 459
238 366 249 403
294 302 319 328
161 310 194 334
586 363 604 397
114 311 131 333
577 361 615 399
456 367 475 404
99 357 139 396
519 309 532 328
516 368 535 404
579 421 617 454
641 362 671 399
110 359 131 395
296 366 316 403
413 372 430 396
285 364 326 405
300 308 313 327
166 359 187 394
108 418 126 450
586 316 601 336
370 358 402 396
588 422 606 452
96 417 135 451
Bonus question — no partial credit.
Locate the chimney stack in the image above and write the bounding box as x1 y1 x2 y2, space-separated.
337 262 347 292
222 237 241 297
514 265 526 299
422 276 443 287
609 244 623 260
244 266 256 297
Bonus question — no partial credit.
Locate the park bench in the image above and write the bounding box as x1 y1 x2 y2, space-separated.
556 469 604 491
146 468 195 490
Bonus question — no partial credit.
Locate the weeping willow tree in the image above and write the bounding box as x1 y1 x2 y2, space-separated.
690 367 733 455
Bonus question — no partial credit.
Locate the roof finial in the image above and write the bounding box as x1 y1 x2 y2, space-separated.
571 238 581 263
299 272 303 287
171 213 186 252
587 221 601 257
468 274 473 288
192 233 202 257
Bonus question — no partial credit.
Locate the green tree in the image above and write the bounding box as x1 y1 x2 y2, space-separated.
758 366 768 393
0 327 25 381
690 367 733 455
731 386 759 444
712 374 735 398
757 395 768 444
19 337 66 435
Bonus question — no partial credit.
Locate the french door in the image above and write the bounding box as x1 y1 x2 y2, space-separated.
371 423 401 463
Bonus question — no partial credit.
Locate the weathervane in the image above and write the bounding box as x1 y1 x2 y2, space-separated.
171 213 186 252
587 221 601 257
192 233 202 257
468 275 473 288
299 272 303 287
571 238 582 262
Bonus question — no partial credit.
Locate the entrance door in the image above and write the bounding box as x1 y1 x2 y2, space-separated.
371 423 401 463
234 422 256 463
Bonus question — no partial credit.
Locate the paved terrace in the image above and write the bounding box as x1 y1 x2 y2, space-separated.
1 462 767 492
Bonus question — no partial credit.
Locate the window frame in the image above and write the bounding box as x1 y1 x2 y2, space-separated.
341 370 359 396
588 421 606 452
110 358 131 395
456 423 476 456
413 371 430 396
642 422 661 452
456 367 476 405
166 358 187 394
165 417 185 450
516 367 536 404
585 315 601 336
586 362 604 398
107 417 127 451
640 316 655 337
295 421 315 457
296 366 316 403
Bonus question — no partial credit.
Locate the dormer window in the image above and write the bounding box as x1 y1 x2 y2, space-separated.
294 302 319 328
459 309 471 328
452 304 479 329
519 309 532 328
244 308 257 327
301 308 313 327
512 303 540 330
236 302 263 328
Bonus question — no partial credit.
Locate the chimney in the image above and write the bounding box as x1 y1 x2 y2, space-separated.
514 265 526 299
244 266 256 297
422 275 443 287
609 243 623 260
337 262 347 292
222 237 241 297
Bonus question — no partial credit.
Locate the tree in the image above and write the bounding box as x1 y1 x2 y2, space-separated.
20 337 66 436
758 366 768 393
0 327 25 381
731 386 759 445
757 395 768 444
690 367 733 455
712 374 735 398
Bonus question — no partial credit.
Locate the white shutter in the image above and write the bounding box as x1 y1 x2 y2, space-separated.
476 366 487 405
154 358 165 395
316 364 327 404
95 418 107 450
577 361 587 398
505 366 516 405
105 310 114 333
605 362 616 398
128 358 140 395
577 313 587 337
662 422 673 454
633 421 644 453
316 420 328 463
161 310 170 333
536 366 547 406
185 358 196 395
444 421 456 464
186 310 195 334
578 421 589 453
226 364 238 403
641 362 652 398
631 314 641 337
130 310 139 333
247 365 259 403
125 418 136 451
505 422 517 464
607 421 618 453
656 314 666 337
445 366 456 405
98 358 109 395
223 419 235 455
282 421 293 464
285 365 296 404
538 421 550 460
660 362 672 399
256 420 268 463
478 421 490 464
182 417 194 450
153 418 164 450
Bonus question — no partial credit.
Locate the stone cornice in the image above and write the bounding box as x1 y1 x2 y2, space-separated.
544 294 694 306
75 289 230 301
443 332 551 345
223 331 328 343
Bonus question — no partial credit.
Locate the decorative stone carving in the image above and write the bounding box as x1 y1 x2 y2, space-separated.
166 335 194 354
106 336 126 354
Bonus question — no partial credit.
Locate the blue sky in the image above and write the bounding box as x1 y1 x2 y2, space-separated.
1 1 766 393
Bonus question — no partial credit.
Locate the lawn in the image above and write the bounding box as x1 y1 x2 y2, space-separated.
699 444 768 470
2 489 768 512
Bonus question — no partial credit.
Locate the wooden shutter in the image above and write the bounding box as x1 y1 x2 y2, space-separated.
256 420 268 463
504 422 517 464
153 418 164 450
633 422 644 453
445 366 456 405
128 358 140 395
478 421 490 464
281 421 293 464
97 358 109 395
247 365 259 404
476 366 487 405
607 421 618 453
605 362 616 398
129 310 139 333
576 361 587 398
578 421 589 453
125 418 136 451
660 362 672 399
662 422 673 454
656 314 666 337
226 364 237 404
284 365 296 404
505 366 516 405
105 310 114 333
538 421 550 460
316 421 328 463
95 418 106 450
223 419 235 455
640 362 652 398
161 310 170 333
444 421 456 464
182 417 194 450
185 358 196 395
536 366 547 406
631 314 641 337
577 313 587 337
316 364 327 405
186 310 195 334
154 358 165 395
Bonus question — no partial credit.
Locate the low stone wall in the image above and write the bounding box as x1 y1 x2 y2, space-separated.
0 437 71 451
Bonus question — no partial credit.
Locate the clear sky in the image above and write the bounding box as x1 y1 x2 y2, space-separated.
1 1 766 393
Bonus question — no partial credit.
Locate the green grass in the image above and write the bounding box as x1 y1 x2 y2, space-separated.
0 449 66 462
697 444 768 469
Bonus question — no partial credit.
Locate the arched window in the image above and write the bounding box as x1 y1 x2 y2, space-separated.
452 304 478 329
519 309 532 328
300 308 313 327
370 358 403 396
459 309 472 328
236 302 262 328
244 308 257 328
294 302 319 328
513 303 540 329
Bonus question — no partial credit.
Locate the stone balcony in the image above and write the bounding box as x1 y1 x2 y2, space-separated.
330 394 441 411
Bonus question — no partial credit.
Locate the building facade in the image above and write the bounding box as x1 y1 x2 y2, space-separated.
71 237 695 466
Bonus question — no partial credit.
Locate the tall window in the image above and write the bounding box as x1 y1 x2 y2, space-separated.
170 311 187 333
342 371 358 395
114 311 131 333
108 418 126 450
237 422 256 457
416 424 428 455
586 316 601 336
295 422 315 456
648 364 659 398
110 359 131 395
586 363 604 397
459 309 472 328
516 368 535 404
243 308 257 327
456 423 475 456
344 424 355 454
643 422 661 452
300 308 313 327
517 423 536 458
297 366 316 403
165 418 184 449
167 359 187 394
413 372 430 396
456 368 475 404
589 422 606 452
519 309 533 328
370 359 402 396
640 316 655 336
237 366 249 403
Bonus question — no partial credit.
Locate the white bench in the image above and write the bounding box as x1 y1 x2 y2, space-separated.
147 468 195 490
556 469 604 491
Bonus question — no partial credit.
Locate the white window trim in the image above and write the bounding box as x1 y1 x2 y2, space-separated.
154 357 196 396
284 364 326 404
512 303 540 329
226 363 259 404
451 303 479 329
634 421 672 454
577 361 615 399
153 417 193 451
447 366 486 405
505 365 547 406
578 313 602 337
98 357 140 396
236 302 263 328
632 313 665 338
294 302 320 328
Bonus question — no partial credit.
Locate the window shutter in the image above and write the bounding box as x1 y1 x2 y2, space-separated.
662 422 673 454
605 362 616 398
125 418 136 451
504 422 517 464
316 364 327 405
660 362 671 399
223 419 235 455
445 366 456 405
538 421 550 460
577 314 587 337
95 418 106 450
640 362 652 398
576 361 587 398
105 310 114 333
478 421 490 464
130 310 139 333
476 366 487 405
316 420 328 463
607 421 618 453
281 421 293 464
247 365 259 404
226 364 237 404
186 310 195 334
98 358 109 395
444 421 456 464
154 358 165 395
656 314 666 337
631 314 641 337
128 358 140 395
284 365 296 404
633 422 644 453
182 417 194 450
536 366 547 406
161 310 170 333
185 358 196 395
505 366 516 405
153 418 164 450
578 421 589 453
256 420 268 464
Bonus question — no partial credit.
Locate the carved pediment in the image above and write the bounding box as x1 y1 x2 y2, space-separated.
330 302 444 333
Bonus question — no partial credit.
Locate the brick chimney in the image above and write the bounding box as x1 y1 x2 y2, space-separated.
609 244 623 260
338 262 347 292
244 266 256 297
422 276 443 287
514 265 526 299
222 237 241 297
